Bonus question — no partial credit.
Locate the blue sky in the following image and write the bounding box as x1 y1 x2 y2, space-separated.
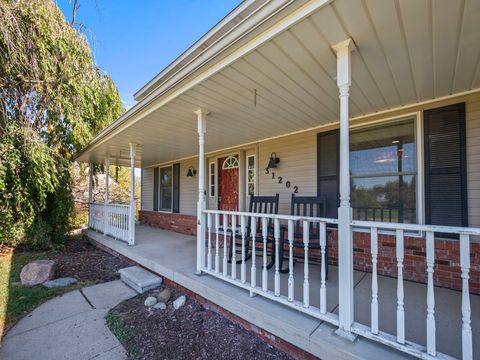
57 0 242 110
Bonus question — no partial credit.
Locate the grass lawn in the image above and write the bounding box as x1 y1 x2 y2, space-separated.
0 245 81 338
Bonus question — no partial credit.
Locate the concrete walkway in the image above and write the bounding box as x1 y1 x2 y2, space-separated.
0 280 137 360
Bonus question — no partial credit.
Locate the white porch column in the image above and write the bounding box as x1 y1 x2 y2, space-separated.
104 158 110 235
195 109 208 274
88 163 94 228
332 38 355 338
129 143 136 246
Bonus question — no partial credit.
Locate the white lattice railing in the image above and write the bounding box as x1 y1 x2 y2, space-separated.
201 210 478 360
350 221 480 360
88 203 131 243
202 210 339 326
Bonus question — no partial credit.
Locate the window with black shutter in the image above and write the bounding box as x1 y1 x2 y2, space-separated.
154 164 180 212
317 130 340 218
424 103 467 228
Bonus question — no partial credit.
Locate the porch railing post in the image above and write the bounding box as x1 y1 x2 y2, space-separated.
332 38 356 339
128 143 136 246
195 109 208 274
104 158 110 235
88 163 93 228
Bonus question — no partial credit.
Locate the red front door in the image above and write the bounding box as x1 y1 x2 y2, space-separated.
218 155 239 212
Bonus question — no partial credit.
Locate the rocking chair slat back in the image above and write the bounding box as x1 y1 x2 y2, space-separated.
291 194 327 236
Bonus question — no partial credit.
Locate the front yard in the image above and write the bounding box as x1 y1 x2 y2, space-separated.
107 286 295 360
0 234 132 337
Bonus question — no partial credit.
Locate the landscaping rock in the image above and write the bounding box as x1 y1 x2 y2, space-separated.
20 260 55 287
43 277 78 288
153 302 166 310
157 289 171 303
173 296 186 310
144 296 157 307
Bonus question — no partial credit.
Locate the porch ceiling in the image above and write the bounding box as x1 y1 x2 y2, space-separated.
77 0 480 168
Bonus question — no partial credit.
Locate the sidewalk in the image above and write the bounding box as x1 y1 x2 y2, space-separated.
0 280 137 360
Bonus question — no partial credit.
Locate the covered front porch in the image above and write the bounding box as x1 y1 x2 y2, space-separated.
77 1 480 358
85 225 479 360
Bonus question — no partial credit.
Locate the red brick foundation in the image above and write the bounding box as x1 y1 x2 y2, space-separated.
138 210 480 295
139 210 196 236
327 230 480 295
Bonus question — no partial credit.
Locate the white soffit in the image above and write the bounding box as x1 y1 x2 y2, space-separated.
78 0 480 167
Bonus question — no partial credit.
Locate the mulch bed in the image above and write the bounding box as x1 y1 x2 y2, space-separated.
108 286 295 360
51 235 134 283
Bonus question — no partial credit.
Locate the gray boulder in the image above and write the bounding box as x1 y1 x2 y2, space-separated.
157 289 171 303
153 302 166 310
20 260 55 287
43 277 78 288
144 296 157 307
173 296 186 310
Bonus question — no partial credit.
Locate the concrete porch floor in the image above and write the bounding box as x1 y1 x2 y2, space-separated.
84 225 479 359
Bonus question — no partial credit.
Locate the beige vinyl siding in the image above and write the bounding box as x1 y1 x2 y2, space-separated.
466 98 480 228
258 131 317 215
139 93 480 227
141 168 154 211
179 158 198 216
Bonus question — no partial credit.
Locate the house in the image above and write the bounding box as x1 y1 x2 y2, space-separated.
77 1 480 359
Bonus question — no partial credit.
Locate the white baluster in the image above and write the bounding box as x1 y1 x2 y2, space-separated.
287 219 294 302
231 215 237 280
223 214 228 277
250 217 257 292
215 213 220 274
207 213 212 271
426 231 436 356
371 227 379 335
274 218 280 297
240 215 247 283
396 229 405 344
262 217 268 292
320 222 327 315
303 220 310 308
460 234 472 360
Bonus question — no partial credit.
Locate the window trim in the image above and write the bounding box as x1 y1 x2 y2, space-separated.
158 165 174 213
209 161 216 198
246 155 255 197
222 155 239 169
349 114 423 226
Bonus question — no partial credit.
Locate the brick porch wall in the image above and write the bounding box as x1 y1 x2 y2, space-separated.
139 210 196 236
327 230 480 295
138 211 480 294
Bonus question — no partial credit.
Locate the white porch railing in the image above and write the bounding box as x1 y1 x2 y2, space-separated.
350 221 480 360
201 209 479 360
88 203 132 244
202 210 339 326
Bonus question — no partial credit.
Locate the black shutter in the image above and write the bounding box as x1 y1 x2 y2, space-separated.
153 168 159 211
317 130 340 218
173 163 180 213
424 103 467 228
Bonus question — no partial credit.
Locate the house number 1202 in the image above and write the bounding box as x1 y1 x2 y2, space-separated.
265 169 299 193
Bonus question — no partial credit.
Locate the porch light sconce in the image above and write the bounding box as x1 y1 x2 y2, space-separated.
186 166 197 177
266 152 280 170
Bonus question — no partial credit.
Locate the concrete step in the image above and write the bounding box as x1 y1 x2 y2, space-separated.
118 266 162 293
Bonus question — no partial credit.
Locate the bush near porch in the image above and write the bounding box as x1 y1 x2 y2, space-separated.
0 0 123 249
